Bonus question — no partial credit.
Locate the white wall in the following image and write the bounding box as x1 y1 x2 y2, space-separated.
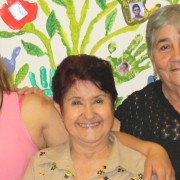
0 0 173 99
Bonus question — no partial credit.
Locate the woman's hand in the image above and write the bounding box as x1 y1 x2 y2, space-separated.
114 131 175 180
144 143 175 180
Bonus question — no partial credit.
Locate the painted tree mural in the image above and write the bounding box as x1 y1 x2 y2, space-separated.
0 0 179 101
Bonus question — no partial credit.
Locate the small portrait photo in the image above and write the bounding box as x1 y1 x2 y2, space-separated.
117 61 131 76
129 2 145 21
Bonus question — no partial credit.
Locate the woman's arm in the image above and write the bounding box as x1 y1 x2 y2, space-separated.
114 131 175 180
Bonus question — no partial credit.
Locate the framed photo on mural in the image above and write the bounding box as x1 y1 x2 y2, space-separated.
117 61 131 76
129 2 145 21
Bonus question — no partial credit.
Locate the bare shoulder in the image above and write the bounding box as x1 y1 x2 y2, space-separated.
21 94 68 149
21 93 53 110
22 93 62 120
21 93 60 127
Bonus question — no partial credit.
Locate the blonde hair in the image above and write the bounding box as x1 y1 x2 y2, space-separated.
0 57 11 92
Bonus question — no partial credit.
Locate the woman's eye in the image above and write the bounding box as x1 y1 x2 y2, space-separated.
159 44 170 51
72 101 81 105
95 99 103 104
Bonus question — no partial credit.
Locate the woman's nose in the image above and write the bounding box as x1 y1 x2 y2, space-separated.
83 105 95 120
172 47 180 60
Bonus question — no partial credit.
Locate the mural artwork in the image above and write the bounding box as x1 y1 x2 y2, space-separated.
0 0 179 105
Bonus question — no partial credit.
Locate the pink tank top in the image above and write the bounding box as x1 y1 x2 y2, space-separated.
0 92 38 180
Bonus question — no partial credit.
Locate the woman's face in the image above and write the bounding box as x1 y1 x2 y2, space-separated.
150 24 180 87
60 80 114 145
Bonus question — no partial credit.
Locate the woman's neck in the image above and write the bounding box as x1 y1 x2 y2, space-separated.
162 83 180 112
70 138 112 179
71 140 112 159
70 134 112 157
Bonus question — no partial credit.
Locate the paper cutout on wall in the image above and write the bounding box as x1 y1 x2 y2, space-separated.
1 46 29 87
0 0 38 30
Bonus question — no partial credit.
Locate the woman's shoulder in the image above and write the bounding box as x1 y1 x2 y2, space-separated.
111 133 145 175
32 142 70 164
126 80 162 100
22 93 54 111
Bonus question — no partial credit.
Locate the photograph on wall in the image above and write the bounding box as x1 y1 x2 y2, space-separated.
129 2 145 20
117 61 131 76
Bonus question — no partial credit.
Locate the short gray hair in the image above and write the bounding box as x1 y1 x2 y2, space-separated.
146 4 180 55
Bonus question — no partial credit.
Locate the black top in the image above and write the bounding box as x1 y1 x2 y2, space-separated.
115 80 180 179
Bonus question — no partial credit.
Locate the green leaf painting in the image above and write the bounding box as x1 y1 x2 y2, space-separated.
96 0 107 10
46 11 60 38
52 0 66 7
105 8 117 35
0 31 25 38
14 64 29 87
21 40 46 57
